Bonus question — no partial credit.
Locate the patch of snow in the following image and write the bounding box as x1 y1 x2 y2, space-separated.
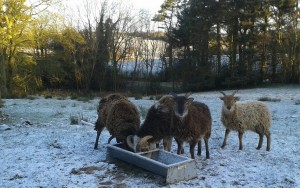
0 85 300 187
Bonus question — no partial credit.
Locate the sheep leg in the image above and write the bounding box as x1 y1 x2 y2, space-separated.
94 131 101 149
197 140 202 156
107 135 115 144
175 139 184 154
204 138 210 159
163 136 173 152
189 142 197 159
265 130 271 151
238 131 243 150
221 129 230 149
94 125 105 150
256 133 263 150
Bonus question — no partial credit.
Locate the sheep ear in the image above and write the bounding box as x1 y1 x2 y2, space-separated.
158 105 169 113
185 92 192 98
126 135 135 151
220 91 226 96
169 92 177 98
187 98 194 104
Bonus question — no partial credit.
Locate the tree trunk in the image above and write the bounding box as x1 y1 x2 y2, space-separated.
0 54 7 98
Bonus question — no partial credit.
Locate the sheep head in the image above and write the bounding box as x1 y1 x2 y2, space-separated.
219 90 239 113
170 92 194 120
126 135 156 152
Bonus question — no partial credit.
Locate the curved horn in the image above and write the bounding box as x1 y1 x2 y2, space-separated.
169 92 177 98
220 91 226 96
126 135 135 151
138 135 153 148
231 90 238 96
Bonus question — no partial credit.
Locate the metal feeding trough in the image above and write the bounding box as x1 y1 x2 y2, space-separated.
106 143 198 184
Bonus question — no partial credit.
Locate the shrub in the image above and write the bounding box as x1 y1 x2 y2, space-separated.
258 96 281 102
0 100 4 108
134 93 143 100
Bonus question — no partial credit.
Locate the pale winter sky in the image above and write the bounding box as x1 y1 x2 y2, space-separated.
130 0 165 14
62 0 165 15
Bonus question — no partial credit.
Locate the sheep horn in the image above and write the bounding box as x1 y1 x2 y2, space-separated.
126 135 135 151
185 92 192 98
220 91 226 96
231 90 238 96
169 92 177 98
138 135 153 148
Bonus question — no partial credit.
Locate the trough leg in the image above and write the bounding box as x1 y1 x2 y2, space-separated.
238 131 244 150
221 129 230 149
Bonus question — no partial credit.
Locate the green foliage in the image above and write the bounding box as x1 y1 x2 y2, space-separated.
10 53 43 97
133 93 143 100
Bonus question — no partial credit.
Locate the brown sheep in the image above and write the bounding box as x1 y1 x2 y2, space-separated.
171 93 212 159
94 93 136 149
105 98 140 147
127 93 212 159
126 95 174 152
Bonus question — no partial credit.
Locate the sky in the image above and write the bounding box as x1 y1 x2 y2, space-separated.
59 0 165 27
130 0 165 14
62 0 165 15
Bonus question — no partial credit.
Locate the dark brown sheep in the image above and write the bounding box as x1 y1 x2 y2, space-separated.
94 93 139 149
171 93 212 159
127 93 212 159
127 95 174 152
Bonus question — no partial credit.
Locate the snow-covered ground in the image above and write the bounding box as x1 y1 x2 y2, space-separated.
0 85 299 188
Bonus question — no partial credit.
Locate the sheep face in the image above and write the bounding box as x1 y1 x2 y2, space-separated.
126 135 156 152
220 95 239 113
220 90 239 114
170 93 194 120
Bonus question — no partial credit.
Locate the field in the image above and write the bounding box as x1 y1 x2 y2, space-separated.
1 85 300 187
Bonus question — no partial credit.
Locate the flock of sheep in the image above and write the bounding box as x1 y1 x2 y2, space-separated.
94 91 271 159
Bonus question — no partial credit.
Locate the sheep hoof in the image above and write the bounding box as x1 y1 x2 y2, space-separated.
256 147 261 150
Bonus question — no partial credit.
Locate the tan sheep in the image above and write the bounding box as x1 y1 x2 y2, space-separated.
220 91 271 151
